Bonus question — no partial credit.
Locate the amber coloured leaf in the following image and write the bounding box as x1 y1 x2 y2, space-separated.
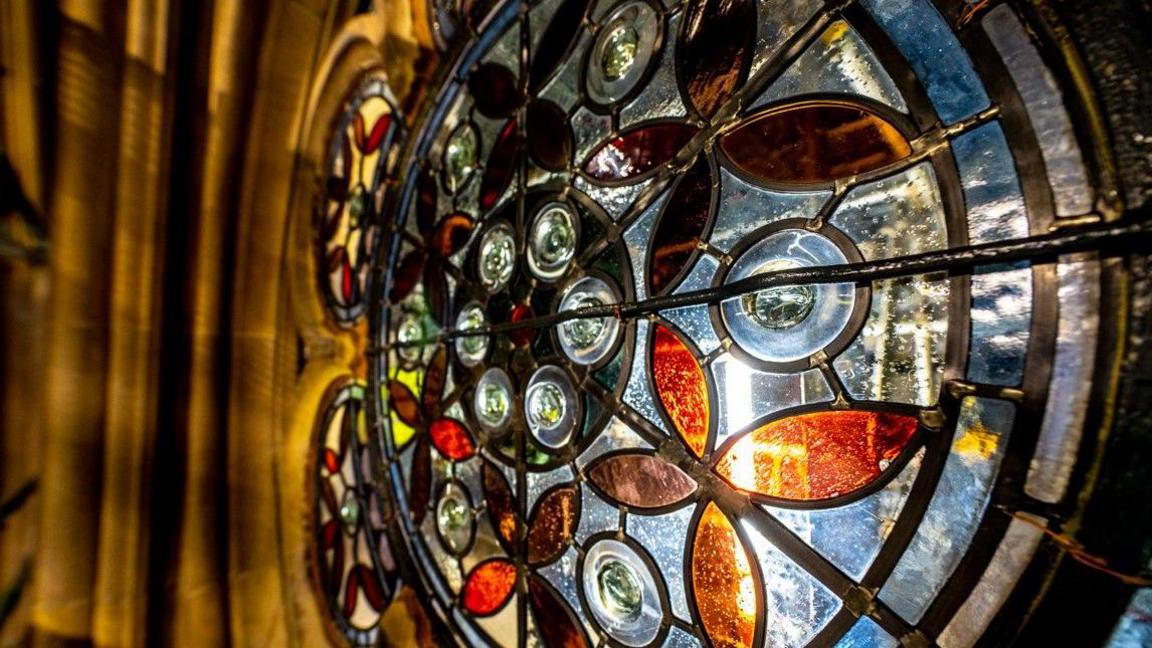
587 453 698 509
526 486 577 565
416 165 438 237
720 101 912 185
461 559 517 616
528 575 590 648
388 379 421 426
584 123 698 182
527 100 572 171
715 410 919 501
429 418 476 461
679 0 756 118
692 502 756 648
468 63 522 119
649 155 713 295
408 436 432 525
480 119 519 210
389 250 425 303
652 324 710 457
431 213 474 257
421 346 448 414
482 462 520 553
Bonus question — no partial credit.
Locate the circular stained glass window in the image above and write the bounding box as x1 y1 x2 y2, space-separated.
364 0 1137 645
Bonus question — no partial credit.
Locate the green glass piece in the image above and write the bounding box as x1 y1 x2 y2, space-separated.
597 559 643 622
600 25 640 81
479 382 510 425
527 383 566 428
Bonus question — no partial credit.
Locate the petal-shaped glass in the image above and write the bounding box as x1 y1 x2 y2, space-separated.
691 502 756 648
652 324 710 457
584 123 698 182
678 0 756 118
429 418 476 460
586 453 697 509
461 559 518 616
526 486 578 565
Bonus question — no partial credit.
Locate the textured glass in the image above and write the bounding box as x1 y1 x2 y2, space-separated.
755 21 908 113
860 0 989 124
748 0 822 78
831 163 946 259
574 175 654 222
528 575 591 648
538 547 600 641
624 320 672 435
742 520 842 646
716 411 918 501
678 0 755 118
1027 258 1100 502
652 324 710 457
663 305 721 357
588 453 697 508
720 102 911 186
835 617 898 648
619 12 688 127
588 1 662 107
584 122 698 181
766 449 923 581
969 267 1032 385
711 354 833 445
880 397 1016 623
937 514 1044 648
650 156 713 295
833 274 949 406
479 118 519 210
630 506 697 622
482 462 520 553
583 540 664 646
712 165 831 253
952 122 1030 243
1106 580 1152 648
429 418 476 460
462 559 517 615
983 6 1093 216
526 486 577 565
571 106 615 165
692 503 756 647
577 486 620 544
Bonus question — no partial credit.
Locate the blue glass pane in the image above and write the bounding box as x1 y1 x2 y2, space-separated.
860 0 990 124
879 397 1015 623
835 617 899 648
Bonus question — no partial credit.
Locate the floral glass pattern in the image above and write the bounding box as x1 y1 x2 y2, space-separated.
360 0 1106 645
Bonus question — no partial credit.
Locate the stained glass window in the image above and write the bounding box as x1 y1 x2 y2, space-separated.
336 0 1114 645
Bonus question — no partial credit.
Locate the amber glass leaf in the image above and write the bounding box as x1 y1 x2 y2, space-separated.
409 436 432 524
527 100 572 171
528 575 590 648
469 63 522 119
587 453 697 509
526 486 577 565
389 250 424 303
421 346 448 414
480 119 519 210
462 559 517 616
715 410 918 501
649 155 713 295
652 324 710 457
583 123 698 182
679 0 756 118
388 379 421 426
482 462 520 553
431 213 474 257
528 0 590 91
429 418 476 460
720 101 912 185
692 502 756 648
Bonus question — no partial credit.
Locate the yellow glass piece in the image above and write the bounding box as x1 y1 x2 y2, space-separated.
692 502 756 648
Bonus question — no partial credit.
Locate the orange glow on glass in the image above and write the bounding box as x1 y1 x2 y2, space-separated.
462 559 517 616
652 324 710 457
428 418 476 461
692 502 756 648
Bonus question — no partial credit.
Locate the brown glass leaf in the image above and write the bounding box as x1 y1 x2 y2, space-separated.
583 123 698 182
389 250 425 303
649 155 713 295
587 453 697 509
714 410 918 501
527 100 572 171
652 324 710 458
421 345 448 414
416 166 438 237
482 461 520 553
480 119 519 210
528 575 590 648
431 213 474 257
692 502 756 647
526 486 577 566
409 436 432 525
469 63 522 119
679 0 756 118
720 101 912 185
388 379 421 427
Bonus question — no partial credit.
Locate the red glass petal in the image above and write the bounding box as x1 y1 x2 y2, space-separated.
469 63 522 119
649 155 713 295
528 575 590 648
354 564 387 610
480 118 519 210
421 345 448 414
584 123 698 182
409 436 432 524
320 519 340 549
719 101 912 185
340 256 354 302
462 559 517 616
692 502 756 648
508 304 536 347
388 379 421 426
326 246 348 273
323 448 340 474
482 462 520 553
429 418 476 461
526 486 577 566
527 100 572 171
363 114 393 154
389 250 425 303
431 213 474 257
679 0 756 118
714 410 919 501
652 324 710 458
342 565 361 617
587 453 697 509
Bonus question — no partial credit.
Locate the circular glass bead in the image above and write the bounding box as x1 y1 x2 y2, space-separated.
586 1 661 105
396 312 426 363
454 303 488 366
478 223 516 292
741 260 816 330
443 123 478 194
597 560 643 622
527 202 577 281
601 25 640 81
474 368 514 435
348 184 369 226
435 482 474 555
557 277 620 365
339 490 360 533
524 365 580 449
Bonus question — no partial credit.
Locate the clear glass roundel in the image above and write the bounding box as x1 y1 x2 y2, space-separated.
368 0 1111 646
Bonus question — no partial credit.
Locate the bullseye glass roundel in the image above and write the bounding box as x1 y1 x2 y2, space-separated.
366 0 1107 645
